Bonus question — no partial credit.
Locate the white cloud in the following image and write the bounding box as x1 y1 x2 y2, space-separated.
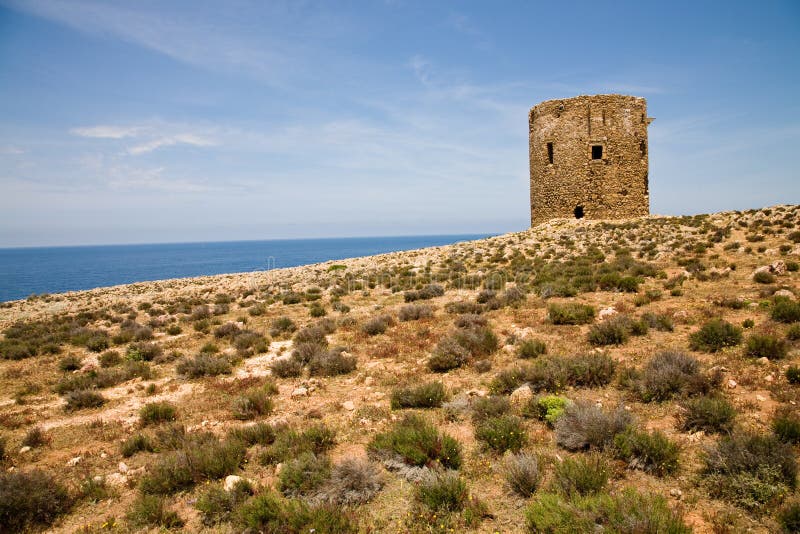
127 134 215 155
70 125 143 139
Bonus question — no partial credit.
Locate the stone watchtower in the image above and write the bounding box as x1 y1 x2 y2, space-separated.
529 94 653 225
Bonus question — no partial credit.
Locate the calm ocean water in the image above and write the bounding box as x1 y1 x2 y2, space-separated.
0 234 491 302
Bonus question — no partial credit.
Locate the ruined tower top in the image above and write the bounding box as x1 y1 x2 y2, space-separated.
529 94 652 225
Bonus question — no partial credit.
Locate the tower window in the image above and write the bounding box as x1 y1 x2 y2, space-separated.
591 145 603 160
574 205 584 219
546 142 554 164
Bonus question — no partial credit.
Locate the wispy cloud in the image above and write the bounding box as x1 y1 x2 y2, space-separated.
127 134 215 155
0 145 25 155
70 125 142 139
70 122 216 155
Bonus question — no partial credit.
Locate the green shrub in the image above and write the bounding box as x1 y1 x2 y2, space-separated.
702 433 797 512
552 454 608 496
788 324 800 341
634 350 711 402
416 470 468 512
228 422 276 447
773 406 800 444
526 395 570 426
139 435 245 494
279 452 332 497
309 302 327 317
404 284 444 302
54 361 153 394
772 297 800 323
176 353 233 377
613 428 679 476
196 480 253 525
689 319 743 352
269 316 297 337
745 333 788 359
140 402 177 426
368 414 461 469
99 350 122 367
504 452 540 498
59 354 82 371
587 316 631 346
548 303 596 325
475 414 527 453
554 401 632 451
562 353 617 388
490 354 616 395
398 304 434 321
754 271 776 284
22 426 48 448
126 341 163 361
681 395 736 433
471 395 511 423
391 381 446 409
517 339 547 359
362 315 392 336
64 389 106 411
270 357 303 378
121 433 156 457
525 489 690 534
428 337 470 372
166 324 182 335
234 491 356 533
786 366 800 385
308 347 356 376
232 388 275 420
0 469 72 532
259 424 336 465
779 499 800 533
126 494 183 529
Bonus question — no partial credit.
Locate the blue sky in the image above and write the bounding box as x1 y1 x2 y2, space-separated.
0 0 798 247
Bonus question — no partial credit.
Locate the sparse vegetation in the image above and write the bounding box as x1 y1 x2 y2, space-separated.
548 302 596 325
702 432 797 512
552 454 609 496
681 395 736 433
0 469 72 532
368 414 461 469
391 381 446 409
554 401 632 451
689 319 743 352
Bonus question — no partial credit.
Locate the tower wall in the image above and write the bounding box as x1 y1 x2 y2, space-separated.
529 94 651 225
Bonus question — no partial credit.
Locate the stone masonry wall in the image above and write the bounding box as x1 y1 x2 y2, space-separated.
529 94 651 225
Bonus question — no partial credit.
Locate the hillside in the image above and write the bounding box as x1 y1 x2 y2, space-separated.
1 204 799 533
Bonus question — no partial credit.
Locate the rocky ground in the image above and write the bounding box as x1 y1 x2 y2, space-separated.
1 204 799 533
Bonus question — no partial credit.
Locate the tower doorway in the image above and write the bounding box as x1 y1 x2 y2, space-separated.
574 205 584 219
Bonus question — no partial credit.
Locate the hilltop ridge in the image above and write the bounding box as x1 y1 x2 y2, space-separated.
1 204 799 533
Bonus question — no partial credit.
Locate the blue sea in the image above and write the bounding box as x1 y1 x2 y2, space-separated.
0 234 491 302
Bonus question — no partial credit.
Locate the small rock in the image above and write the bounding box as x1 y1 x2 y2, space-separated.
669 488 683 499
726 379 737 389
100 452 108 459
92 475 104 484
342 400 355 411
118 462 129 474
364 376 374 386
66 456 82 467
274 463 283 475
510 385 533 406
756 394 767 402
754 265 772 275
765 374 774 383
224 475 246 492
19 446 31 454
598 307 618 320
757 357 770 366
770 260 787 275
465 389 487 397
105 473 127 487
774 289 796 300
291 386 308 398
